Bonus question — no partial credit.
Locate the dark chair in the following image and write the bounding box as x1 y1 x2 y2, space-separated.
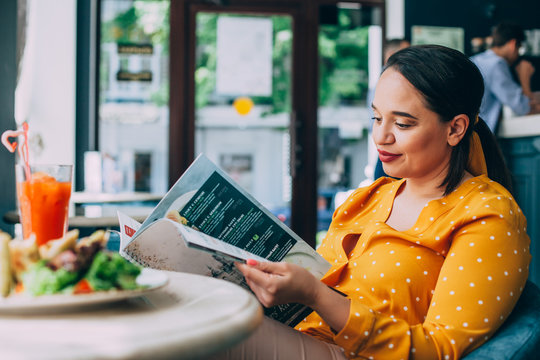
463 280 540 359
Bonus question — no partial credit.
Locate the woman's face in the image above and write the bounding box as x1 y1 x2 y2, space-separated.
371 68 453 181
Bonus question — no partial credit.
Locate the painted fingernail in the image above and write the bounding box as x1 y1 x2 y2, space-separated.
246 259 258 266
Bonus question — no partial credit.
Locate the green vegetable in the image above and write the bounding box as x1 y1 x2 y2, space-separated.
22 261 78 296
84 252 142 291
21 251 143 296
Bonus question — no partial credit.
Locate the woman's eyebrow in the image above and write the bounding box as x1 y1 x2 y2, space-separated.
371 104 419 120
392 111 419 120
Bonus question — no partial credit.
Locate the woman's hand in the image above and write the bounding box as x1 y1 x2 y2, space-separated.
235 260 323 308
237 259 352 332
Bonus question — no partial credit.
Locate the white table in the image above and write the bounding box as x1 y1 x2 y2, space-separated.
0 271 263 359
71 192 164 204
498 113 540 138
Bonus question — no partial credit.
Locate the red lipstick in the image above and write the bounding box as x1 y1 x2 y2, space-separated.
378 149 402 163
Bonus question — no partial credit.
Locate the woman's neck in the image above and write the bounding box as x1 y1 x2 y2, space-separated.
401 169 448 201
401 171 474 202
386 171 473 232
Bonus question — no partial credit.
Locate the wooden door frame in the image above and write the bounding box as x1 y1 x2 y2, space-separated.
169 0 384 246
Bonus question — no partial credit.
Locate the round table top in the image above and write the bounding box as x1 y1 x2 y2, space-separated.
0 271 263 359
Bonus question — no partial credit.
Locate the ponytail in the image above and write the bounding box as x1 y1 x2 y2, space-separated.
475 117 513 194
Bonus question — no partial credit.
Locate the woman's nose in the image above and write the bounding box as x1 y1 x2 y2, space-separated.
372 121 394 145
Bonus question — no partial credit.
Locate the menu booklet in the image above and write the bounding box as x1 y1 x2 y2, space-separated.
117 154 331 327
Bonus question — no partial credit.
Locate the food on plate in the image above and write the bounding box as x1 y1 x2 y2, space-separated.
0 232 13 297
39 229 79 260
1 229 143 297
9 234 40 281
83 251 142 291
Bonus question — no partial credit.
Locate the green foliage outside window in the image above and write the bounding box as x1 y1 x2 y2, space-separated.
101 3 369 113
194 14 294 116
319 21 370 106
101 1 170 106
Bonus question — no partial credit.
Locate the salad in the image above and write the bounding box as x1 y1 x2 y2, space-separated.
0 229 143 297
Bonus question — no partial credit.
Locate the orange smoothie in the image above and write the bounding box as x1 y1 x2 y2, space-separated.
17 172 72 246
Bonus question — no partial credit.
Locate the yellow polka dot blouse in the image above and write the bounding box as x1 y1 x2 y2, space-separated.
295 175 530 359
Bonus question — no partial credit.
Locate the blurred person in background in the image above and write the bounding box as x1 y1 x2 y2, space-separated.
470 37 486 55
383 38 411 64
471 22 540 134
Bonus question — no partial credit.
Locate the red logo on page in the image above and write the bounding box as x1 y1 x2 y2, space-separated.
124 225 136 237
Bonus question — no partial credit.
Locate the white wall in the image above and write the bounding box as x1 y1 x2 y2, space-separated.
16 0 76 166
386 0 405 39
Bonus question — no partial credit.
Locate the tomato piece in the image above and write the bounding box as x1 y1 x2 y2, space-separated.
73 279 93 294
15 282 24 293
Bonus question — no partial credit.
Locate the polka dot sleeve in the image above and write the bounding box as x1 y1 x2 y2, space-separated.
418 197 531 358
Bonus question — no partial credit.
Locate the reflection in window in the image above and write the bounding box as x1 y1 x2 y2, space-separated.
97 0 169 194
317 5 382 240
194 13 294 219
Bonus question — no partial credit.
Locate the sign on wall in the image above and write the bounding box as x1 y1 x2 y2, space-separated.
412 25 464 53
116 43 154 82
216 17 273 96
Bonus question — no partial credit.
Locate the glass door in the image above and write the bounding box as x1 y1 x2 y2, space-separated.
193 12 294 227
170 1 385 246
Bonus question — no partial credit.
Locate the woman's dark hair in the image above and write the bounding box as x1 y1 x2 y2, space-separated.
383 44 513 194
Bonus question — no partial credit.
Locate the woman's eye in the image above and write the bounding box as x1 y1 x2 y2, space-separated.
371 117 382 122
396 122 412 129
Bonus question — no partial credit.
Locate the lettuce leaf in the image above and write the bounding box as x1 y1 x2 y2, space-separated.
84 252 142 291
22 261 78 296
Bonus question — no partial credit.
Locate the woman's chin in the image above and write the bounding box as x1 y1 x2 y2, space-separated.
382 167 400 178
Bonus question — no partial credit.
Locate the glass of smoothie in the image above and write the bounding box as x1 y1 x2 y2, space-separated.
15 164 73 246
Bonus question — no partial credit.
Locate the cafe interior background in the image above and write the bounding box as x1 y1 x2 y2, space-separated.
1 0 540 283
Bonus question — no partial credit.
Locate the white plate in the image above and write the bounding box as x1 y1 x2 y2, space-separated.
0 268 168 313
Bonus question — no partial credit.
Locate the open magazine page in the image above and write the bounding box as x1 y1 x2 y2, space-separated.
118 212 251 286
133 154 330 278
176 220 267 264
118 212 316 326
117 212 143 264
118 154 332 326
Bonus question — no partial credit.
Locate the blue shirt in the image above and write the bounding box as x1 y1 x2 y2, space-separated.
471 50 530 132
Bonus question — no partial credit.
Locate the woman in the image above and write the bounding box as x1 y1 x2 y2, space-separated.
213 45 531 359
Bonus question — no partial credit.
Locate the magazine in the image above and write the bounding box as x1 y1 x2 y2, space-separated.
117 154 331 327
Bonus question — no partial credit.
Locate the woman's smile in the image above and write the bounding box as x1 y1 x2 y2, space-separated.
377 149 402 162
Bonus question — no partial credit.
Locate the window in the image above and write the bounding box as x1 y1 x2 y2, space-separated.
97 0 170 194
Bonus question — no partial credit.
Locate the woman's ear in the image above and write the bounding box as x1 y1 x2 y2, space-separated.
447 114 469 146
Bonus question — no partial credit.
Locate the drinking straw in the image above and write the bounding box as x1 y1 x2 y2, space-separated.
1 122 31 181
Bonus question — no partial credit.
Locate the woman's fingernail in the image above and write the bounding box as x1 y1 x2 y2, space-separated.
246 259 258 266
